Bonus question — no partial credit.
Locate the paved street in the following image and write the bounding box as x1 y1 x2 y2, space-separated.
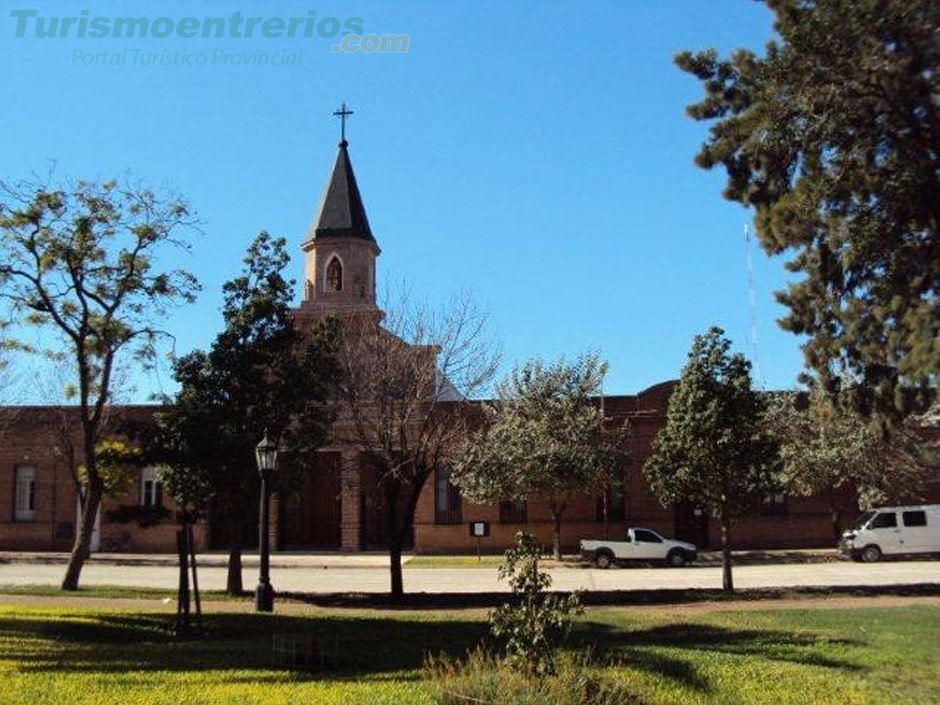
0 557 937 594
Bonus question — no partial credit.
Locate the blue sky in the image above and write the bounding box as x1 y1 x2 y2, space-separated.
1 1 804 401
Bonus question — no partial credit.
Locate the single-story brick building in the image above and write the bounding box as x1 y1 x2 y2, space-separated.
4 383 935 555
0 405 208 553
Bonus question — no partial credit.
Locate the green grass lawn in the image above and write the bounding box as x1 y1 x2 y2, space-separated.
0 585 241 601
0 603 937 704
406 555 506 566
405 555 579 567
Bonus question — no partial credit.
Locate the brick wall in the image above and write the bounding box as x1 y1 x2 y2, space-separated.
0 406 203 552
412 384 935 554
0 409 79 551
3 387 938 555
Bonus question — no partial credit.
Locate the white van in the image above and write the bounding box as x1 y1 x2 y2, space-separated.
839 505 940 562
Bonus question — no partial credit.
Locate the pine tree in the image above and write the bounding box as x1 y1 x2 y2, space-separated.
677 0 940 421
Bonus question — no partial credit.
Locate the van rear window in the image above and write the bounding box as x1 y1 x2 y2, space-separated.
903 511 927 527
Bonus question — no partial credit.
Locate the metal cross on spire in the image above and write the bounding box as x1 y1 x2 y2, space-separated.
332 102 353 143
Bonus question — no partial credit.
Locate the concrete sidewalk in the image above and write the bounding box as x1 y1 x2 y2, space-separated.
1 558 936 593
0 547 842 569
0 551 394 569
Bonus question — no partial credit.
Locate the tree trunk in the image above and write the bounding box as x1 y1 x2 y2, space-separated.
386 477 426 601
386 502 405 599
175 528 191 635
226 536 243 595
389 538 404 598
61 483 102 590
550 503 565 561
827 485 842 541
720 505 733 594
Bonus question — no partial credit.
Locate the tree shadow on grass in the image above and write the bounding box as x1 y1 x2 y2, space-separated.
571 620 865 693
1 611 866 692
0 612 487 680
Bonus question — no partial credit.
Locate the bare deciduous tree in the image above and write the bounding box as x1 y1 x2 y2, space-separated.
335 289 499 598
0 345 24 441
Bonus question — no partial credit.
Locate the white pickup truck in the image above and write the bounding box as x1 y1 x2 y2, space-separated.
580 528 698 568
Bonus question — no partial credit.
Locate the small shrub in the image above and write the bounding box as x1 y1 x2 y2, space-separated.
489 531 582 676
104 503 171 527
425 649 644 705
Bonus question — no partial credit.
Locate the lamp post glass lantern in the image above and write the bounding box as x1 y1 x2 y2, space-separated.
255 429 277 612
255 432 278 475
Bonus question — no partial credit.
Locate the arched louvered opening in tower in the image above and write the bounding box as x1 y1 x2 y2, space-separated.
326 255 343 292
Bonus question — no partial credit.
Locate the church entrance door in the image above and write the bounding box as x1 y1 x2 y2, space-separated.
359 462 415 551
279 451 342 549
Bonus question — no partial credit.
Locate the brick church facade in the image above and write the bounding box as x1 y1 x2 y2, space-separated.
2 136 937 555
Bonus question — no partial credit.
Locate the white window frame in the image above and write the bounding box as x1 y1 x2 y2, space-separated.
140 467 159 507
15 466 36 521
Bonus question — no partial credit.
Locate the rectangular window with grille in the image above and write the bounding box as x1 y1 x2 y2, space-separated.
15 466 36 521
499 499 527 524
434 466 462 524
596 473 626 522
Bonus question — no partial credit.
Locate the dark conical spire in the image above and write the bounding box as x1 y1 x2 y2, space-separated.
306 140 374 242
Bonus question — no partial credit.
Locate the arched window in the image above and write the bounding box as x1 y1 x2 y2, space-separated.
326 256 343 292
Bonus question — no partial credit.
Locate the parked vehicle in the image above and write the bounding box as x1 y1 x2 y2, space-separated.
838 505 940 562
580 528 697 568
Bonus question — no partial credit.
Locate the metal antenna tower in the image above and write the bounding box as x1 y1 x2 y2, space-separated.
744 223 763 386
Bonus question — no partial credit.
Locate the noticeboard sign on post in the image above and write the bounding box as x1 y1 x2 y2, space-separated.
469 521 490 538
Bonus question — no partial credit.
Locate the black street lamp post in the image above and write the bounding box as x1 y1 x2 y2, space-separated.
255 429 277 612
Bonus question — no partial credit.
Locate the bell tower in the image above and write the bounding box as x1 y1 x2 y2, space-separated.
299 104 380 316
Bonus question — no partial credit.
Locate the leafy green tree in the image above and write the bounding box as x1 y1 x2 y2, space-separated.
677 0 940 422
644 328 778 593
454 354 625 560
155 231 338 594
78 439 140 499
767 387 936 538
489 531 582 677
153 435 213 525
0 177 199 590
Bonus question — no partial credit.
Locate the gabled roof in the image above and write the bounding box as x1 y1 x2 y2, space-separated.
306 140 374 243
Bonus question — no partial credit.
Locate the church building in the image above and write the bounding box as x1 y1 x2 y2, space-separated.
2 123 936 556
